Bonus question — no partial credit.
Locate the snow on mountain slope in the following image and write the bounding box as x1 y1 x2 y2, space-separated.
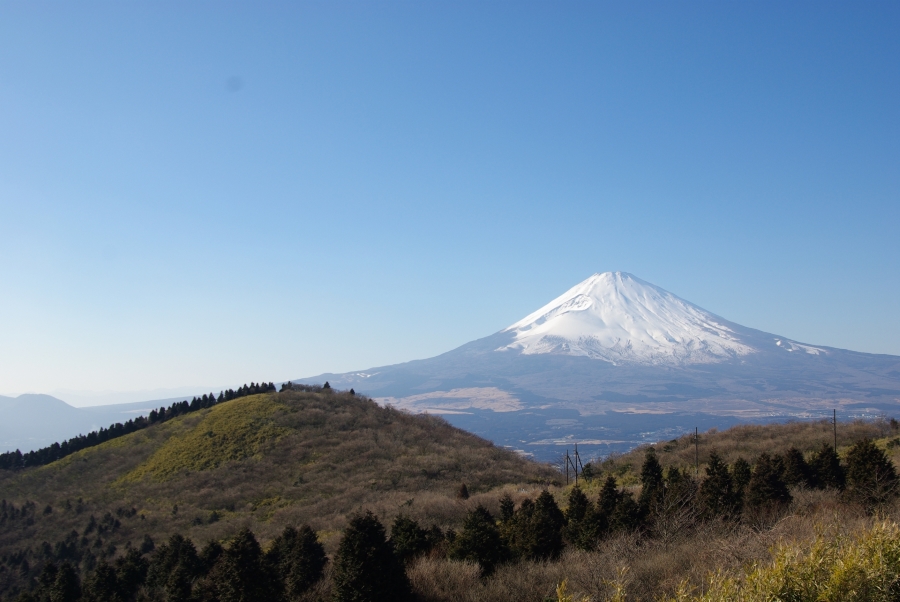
498 272 755 365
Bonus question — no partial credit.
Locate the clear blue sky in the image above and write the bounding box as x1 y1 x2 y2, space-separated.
1 2 898 400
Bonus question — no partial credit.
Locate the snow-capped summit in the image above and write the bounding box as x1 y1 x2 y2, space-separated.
498 272 755 365
297 271 900 460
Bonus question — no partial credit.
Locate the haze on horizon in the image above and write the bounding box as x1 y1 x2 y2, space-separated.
1 2 898 400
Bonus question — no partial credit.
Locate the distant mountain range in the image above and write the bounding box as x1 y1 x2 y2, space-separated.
296 272 900 459
0 394 188 453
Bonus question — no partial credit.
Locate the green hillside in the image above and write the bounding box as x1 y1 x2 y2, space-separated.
5 395 900 602
0 389 556 598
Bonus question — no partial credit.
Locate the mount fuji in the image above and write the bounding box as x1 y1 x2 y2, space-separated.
297 272 900 459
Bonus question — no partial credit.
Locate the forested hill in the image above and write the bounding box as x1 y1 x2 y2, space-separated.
4 393 900 601
0 382 279 470
0 388 556 600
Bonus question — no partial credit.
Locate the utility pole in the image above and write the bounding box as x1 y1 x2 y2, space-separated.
833 409 838 452
565 450 570 485
573 444 579 486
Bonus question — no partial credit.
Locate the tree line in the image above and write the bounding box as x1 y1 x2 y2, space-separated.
6 436 896 601
447 437 899 577
0 383 280 471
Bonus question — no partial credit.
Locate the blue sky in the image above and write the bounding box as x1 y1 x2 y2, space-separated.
1 2 898 401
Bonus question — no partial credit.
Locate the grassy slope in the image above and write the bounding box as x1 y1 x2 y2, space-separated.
0 390 557 556
4 395 900 602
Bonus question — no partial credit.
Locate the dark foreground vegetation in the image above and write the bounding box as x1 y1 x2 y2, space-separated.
3 387 900 601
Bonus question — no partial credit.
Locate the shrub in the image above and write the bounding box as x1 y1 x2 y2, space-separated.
666 521 900 602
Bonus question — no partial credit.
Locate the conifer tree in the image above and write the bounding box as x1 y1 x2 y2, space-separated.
596 475 620 521
564 486 596 550
147 533 201 599
449 505 508 576
610 491 642 532
732 457 752 491
266 525 327 599
699 452 739 519
113 548 148 601
210 528 273 602
456 483 470 500
781 447 811 487
639 447 665 512
49 562 81 602
389 516 431 564
498 493 515 523
531 490 566 559
565 486 590 525
332 511 411 601
650 467 698 548
745 453 792 510
809 442 846 490
845 438 898 509
199 540 224 573
82 560 121 602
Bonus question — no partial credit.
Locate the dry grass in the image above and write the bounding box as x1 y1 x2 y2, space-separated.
3 400 899 602
122 394 289 481
0 390 556 563
408 490 890 602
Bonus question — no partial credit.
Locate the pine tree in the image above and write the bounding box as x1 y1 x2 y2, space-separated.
782 447 811 487
565 486 590 524
639 447 665 513
389 516 431 564
147 533 200 599
113 548 148 601
210 528 273 602
564 486 596 550
699 452 739 519
266 525 327 598
596 475 620 520
82 560 121 602
332 511 412 601
651 467 698 548
809 442 846 490
449 505 508 576
498 494 515 523
745 453 792 510
610 491 642 532
49 562 81 602
199 540 224 573
732 457 752 491
531 490 566 559
456 483 470 500
581 462 596 482
845 438 898 509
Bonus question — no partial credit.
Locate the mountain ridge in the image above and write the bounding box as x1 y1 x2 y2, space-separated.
296 272 900 459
